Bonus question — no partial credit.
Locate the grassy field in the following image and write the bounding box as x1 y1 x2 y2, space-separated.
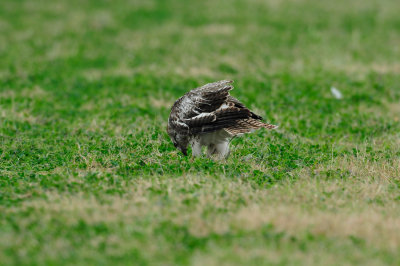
1 0 400 265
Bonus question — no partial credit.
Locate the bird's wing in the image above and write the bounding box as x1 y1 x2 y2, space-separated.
190 80 234 113
188 97 278 135
189 106 253 134
183 112 216 126
226 95 263 120
169 80 277 137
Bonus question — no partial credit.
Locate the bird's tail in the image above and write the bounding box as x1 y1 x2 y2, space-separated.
224 118 278 135
260 122 279 129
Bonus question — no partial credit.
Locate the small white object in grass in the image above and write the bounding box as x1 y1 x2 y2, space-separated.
330 86 343 99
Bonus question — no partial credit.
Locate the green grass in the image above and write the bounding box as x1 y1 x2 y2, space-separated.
1 0 400 265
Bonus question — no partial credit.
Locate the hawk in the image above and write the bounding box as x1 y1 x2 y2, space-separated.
167 80 278 158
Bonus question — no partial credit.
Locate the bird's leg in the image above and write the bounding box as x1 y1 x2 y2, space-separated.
214 141 230 159
191 140 202 157
206 144 216 158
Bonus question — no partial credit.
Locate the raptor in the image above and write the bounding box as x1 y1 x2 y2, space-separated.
167 80 278 158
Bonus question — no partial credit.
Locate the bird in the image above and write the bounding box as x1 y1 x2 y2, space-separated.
167 80 278 159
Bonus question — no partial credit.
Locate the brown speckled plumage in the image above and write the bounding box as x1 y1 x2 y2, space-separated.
167 80 278 158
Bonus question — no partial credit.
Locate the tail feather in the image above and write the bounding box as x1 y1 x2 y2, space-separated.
224 118 278 135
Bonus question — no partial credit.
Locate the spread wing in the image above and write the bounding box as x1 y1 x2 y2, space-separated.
189 80 234 113
168 80 277 137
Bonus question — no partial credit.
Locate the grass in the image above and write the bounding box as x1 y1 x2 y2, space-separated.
0 0 400 265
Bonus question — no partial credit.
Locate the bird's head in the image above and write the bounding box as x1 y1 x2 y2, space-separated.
167 126 189 156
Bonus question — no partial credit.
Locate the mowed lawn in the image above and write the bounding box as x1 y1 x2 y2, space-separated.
1 0 400 265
